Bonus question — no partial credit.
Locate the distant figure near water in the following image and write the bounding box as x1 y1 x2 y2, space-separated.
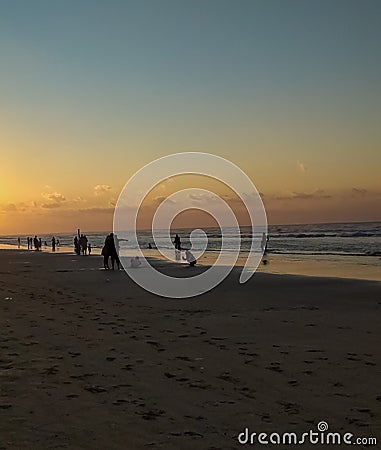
261 232 269 265
79 234 88 255
74 236 80 255
174 234 181 250
261 232 269 253
52 236 56 252
17 237 21 248
174 234 181 260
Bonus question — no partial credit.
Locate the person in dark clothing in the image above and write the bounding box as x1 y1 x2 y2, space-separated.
102 233 120 270
173 234 181 250
101 242 110 269
74 236 80 255
52 236 56 252
108 233 120 270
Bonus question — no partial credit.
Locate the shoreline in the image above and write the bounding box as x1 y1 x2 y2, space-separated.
1 246 380 283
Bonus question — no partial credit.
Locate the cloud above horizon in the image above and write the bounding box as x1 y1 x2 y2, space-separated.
297 160 307 173
40 191 67 209
94 185 111 196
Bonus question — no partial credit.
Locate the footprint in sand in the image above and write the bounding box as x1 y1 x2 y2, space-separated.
266 363 283 373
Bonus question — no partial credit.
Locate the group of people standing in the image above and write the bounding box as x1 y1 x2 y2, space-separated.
27 236 42 251
25 236 60 251
74 233 91 255
173 233 197 266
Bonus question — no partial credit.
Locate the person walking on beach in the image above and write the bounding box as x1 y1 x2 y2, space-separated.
33 236 39 251
88 242 92 255
38 238 42 250
17 237 21 248
52 236 56 252
27 237 30 250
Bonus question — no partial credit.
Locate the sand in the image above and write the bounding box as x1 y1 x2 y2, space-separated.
0 249 380 449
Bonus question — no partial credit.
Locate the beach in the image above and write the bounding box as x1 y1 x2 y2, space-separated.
0 249 380 449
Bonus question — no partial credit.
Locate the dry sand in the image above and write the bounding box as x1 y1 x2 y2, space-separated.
0 249 380 449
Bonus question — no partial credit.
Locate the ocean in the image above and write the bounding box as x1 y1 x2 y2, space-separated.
2 221 381 258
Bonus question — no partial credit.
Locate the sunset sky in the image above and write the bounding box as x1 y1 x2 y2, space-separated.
1 0 380 234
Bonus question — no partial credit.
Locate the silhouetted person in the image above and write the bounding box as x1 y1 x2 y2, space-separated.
109 233 120 270
101 240 110 269
148 243 152 249
79 234 88 255
52 236 56 252
74 236 80 255
38 238 42 250
17 237 21 248
174 234 181 250
27 237 30 250
102 233 118 269
33 236 39 251
88 243 92 255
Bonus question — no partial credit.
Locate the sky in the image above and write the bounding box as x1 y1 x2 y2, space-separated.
1 0 380 234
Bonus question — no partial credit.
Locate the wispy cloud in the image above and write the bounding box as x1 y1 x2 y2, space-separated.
40 191 66 209
351 187 367 196
41 202 62 209
0 203 18 213
94 184 111 195
275 189 332 201
297 160 307 173
42 192 66 202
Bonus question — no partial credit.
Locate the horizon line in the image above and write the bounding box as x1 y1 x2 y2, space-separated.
0 219 380 237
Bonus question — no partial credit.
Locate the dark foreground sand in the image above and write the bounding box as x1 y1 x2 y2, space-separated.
0 250 380 449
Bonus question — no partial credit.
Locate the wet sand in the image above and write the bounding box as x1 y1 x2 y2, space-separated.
0 249 380 449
